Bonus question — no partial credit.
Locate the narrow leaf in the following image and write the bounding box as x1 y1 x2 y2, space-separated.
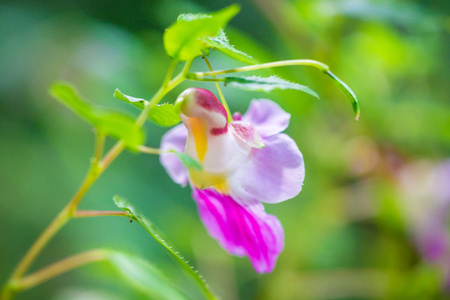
163 5 240 61
108 251 188 300
113 196 217 300
325 71 360 120
225 76 319 98
170 151 202 171
114 88 147 110
149 103 182 127
50 83 144 149
205 29 255 64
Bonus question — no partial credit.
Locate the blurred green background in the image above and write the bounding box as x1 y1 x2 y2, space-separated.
1 0 449 299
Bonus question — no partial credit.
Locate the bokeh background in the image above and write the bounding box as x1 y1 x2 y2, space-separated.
1 0 449 299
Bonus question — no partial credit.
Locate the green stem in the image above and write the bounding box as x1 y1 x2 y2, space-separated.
187 77 226 82
9 155 99 282
189 59 360 120
74 210 132 218
9 249 108 293
201 53 233 122
138 145 165 155
2 59 192 299
93 130 105 164
191 59 330 77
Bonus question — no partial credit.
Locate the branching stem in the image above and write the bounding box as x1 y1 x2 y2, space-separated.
9 249 108 293
1 59 193 300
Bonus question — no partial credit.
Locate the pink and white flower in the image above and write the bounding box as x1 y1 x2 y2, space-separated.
160 88 304 273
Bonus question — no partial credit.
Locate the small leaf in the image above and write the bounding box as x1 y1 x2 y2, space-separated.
115 89 181 127
50 83 145 150
205 29 255 64
163 5 240 61
114 88 147 110
224 76 320 98
170 151 202 171
149 103 182 127
50 82 97 122
94 112 144 150
113 196 217 300
108 251 188 300
325 71 360 120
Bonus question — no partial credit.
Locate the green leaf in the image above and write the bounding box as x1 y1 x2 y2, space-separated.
205 29 255 64
325 71 360 120
108 251 188 300
50 82 97 121
113 196 217 300
224 76 320 98
163 5 240 61
113 88 147 110
50 83 144 150
149 103 182 127
115 89 181 127
170 151 202 171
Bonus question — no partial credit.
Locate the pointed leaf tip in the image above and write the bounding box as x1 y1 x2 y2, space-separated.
325 71 360 120
50 83 145 149
112 196 216 299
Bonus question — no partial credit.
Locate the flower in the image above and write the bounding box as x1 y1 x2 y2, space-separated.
160 88 304 273
398 160 450 285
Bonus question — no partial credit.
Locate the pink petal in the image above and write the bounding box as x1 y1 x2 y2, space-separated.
192 187 284 273
178 88 228 135
228 133 304 204
229 121 264 149
160 124 189 186
242 100 290 137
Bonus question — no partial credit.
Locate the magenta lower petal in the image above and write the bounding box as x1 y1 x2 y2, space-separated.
192 187 284 273
160 124 189 186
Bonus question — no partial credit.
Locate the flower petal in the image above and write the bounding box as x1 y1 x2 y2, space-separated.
242 100 291 137
160 124 189 186
417 215 448 261
192 187 284 273
229 121 265 149
228 133 304 204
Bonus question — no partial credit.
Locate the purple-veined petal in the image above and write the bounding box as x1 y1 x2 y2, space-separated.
229 121 264 149
192 187 284 273
228 133 304 204
160 124 189 186
242 100 291 137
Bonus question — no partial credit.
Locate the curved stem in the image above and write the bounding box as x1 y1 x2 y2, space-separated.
9 157 99 282
10 249 109 292
191 59 329 77
201 53 233 121
2 59 193 299
189 59 360 120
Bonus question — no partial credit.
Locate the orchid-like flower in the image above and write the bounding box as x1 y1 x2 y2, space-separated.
160 88 304 273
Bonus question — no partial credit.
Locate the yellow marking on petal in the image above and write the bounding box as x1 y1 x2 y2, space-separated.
189 169 227 190
213 181 229 194
188 117 208 163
